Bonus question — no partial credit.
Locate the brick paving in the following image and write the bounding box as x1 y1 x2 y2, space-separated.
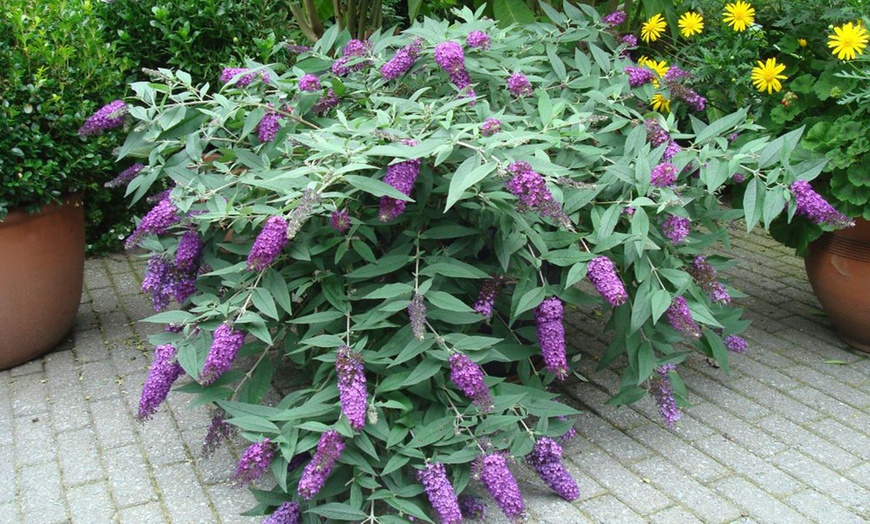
2 228 868 523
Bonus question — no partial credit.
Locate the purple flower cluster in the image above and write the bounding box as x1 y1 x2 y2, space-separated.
298 430 344 499
105 163 144 188
258 110 282 142
202 413 235 457
449 353 493 411
663 141 681 161
650 162 678 187
479 454 525 521
603 10 627 26
284 44 312 54
644 119 671 147
336 345 368 431
534 297 569 381
790 180 854 228
557 415 578 443
434 41 476 100
621 34 638 47
313 89 340 115
220 68 268 86
381 39 422 80
141 253 199 311
481 117 502 137
417 462 462 524
126 196 180 248
586 256 628 306
624 66 654 87
379 142 422 221
650 364 681 426
666 296 700 338
504 161 568 224
137 344 183 420
731 173 747 183
506 72 533 97
263 502 301 524
232 439 275 486
331 39 369 76
329 209 351 233
662 215 692 245
526 437 580 501
457 495 486 520
408 293 427 340
175 230 205 272
247 215 289 271
466 30 492 50
78 100 127 136
659 67 707 111
663 66 691 83
298 74 321 92
724 335 748 353
688 256 731 304
473 276 503 317
201 323 245 385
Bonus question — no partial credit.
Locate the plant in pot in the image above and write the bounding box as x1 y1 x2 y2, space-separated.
97 4 822 521
0 0 126 369
622 1 870 350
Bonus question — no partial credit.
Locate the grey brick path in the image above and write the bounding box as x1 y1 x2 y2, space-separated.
2 228 868 523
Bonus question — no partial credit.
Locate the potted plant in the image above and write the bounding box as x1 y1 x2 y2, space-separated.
622 1 869 350
0 0 124 368
102 4 822 521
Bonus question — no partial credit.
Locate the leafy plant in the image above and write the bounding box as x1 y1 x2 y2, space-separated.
97 4 820 521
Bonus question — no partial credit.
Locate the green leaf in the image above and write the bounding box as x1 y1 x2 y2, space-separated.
426 291 473 313
360 283 414 300
513 287 546 318
251 288 279 320
446 157 495 211
493 0 536 25
401 358 443 387
288 310 345 324
420 261 489 279
142 310 197 325
345 175 414 201
606 386 647 406
650 289 671 324
704 328 730 374
381 453 410 476
345 255 411 279
630 280 652 333
743 177 764 231
227 416 279 434
695 108 747 144
307 503 368 521
264 269 292 315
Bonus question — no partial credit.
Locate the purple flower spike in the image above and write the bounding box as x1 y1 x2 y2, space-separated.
247 216 289 271
459 494 487 520
790 180 854 228
662 141 681 161
504 161 569 225
263 501 301 524
232 439 275 486
329 209 351 233
650 364 681 427
650 162 678 187
336 346 368 431
408 293 427 340
666 296 700 338
202 413 235 457
644 119 671 147
126 196 180 248
474 276 503 317
298 74 321 92
662 215 691 245
449 353 493 411
378 143 422 221
105 163 144 188
603 10 627 26
466 30 492 50
298 430 345 500
586 256 628 306
220 68 268 86
506 72 533 97
137 344 183 420
624 66 653 87
688 256 731 304
621 34 638 47
331 39 371 76
481 117 502 137
434 41 466 75
381 39 422 80
724 335 748 353
526 437 580 501
479 454 525 521
175 230 205 273
201 323 245 385
313 89 340 115
141 255 174 311
417 463 462 524
534 297 569 380
258 111 282 142
79 99 127 136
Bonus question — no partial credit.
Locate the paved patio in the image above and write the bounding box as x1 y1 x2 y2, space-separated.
1 228 868 523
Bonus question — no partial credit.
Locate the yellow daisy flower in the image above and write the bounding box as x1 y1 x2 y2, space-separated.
678 11 704 38
643 59 670 87
723 1 755 32
651 94 671 113
828 21 869 61
641 13 667 43
637 55 652 67
751 58 787 94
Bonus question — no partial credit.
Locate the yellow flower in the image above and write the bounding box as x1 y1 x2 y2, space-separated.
642 59 669 87
798 38 807 47
828 21 869 61
637 55 652 67
678 11 704 38
641 13 667 43
751 58 787 94
723 1 755 32
651 94 671 113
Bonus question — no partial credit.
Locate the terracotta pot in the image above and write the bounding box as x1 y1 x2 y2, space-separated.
0 194 85 369
804 217 870 352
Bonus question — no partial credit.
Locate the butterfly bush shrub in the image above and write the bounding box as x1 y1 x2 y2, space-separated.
102 3 821 521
